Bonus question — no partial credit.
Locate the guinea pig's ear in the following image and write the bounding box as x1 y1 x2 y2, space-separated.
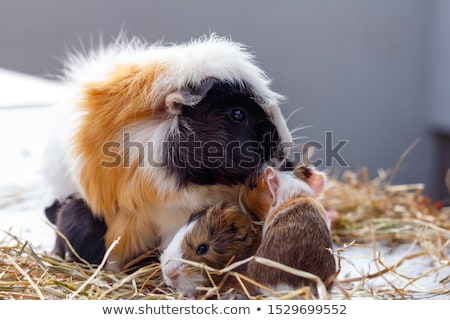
204 201 224 221
308 170 326 198
165 77 217 114
264 166 279 206
44 199 62 224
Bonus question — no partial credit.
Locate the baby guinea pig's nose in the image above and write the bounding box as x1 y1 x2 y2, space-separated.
162 262 180 286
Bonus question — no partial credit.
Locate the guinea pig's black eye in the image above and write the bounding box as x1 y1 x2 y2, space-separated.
249 182 257 190
196 243 209 256
229 108 246 123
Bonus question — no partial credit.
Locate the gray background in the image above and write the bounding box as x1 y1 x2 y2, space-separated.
1 0 449 199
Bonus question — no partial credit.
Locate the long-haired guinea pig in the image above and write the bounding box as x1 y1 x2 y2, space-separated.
241 165 336 296
43 35 292 270
44 195 106 265
160 201 261 298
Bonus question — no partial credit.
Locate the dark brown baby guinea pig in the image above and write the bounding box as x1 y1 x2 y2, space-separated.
242 165 336 297
160 201 261 298
45 195 106 265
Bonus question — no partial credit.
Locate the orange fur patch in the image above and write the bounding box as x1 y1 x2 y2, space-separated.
241 174 272 220
75 63 167 213
73 62 175 260
104 203 159 266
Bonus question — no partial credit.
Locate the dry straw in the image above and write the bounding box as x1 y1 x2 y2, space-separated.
1 149 449 299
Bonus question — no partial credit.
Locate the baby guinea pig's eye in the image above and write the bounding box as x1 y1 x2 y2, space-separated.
248 182 257 190
228 108 246 123
196 243 209 256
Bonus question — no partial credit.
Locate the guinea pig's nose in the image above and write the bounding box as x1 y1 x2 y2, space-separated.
163 264 180 286
167 273 179 287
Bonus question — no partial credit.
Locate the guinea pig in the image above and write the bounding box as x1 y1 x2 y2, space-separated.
241 165 327 222
43 35 292 270
241 165 336 296
160 201 261 298
44 195 106 265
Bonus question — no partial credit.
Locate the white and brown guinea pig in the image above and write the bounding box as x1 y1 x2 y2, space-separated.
241 165 336 296
43 35 292 270
160 201 261 298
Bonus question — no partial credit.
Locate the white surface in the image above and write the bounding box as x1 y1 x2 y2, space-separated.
0 68 62 247
0 68 63 108
0 69 448 299
0 68 59 249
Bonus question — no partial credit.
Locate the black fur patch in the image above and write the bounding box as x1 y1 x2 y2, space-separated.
164 81 282 187
45 197 106 265
44 199 64 224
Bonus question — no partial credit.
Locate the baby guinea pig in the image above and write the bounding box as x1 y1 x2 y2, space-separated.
45 195 106 265
241 165 336 296
44 35 292 270
241 165 327 223
160 201 261 298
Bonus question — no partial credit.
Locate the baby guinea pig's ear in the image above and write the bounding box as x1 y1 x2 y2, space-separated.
205 202 239 227
264 166 279 206
204 201 225 220
309 170 326 198
165 77 217 114
294 165 326 198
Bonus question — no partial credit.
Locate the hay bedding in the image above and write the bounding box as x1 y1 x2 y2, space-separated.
1 166 449 300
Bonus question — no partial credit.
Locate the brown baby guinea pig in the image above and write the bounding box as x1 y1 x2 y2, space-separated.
241 165 328 222
241 165 336 297
160 201 261 298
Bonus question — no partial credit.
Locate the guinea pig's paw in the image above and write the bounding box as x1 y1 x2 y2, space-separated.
64 250 76 262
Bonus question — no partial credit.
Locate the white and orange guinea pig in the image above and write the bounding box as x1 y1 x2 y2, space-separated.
241 165 336 296
160 201 261 298
43 35 292 270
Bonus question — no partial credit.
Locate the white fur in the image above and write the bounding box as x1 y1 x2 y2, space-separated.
263 170 316 236
273 171 315 207
160 220 203 297
63 35 284 108
160 219 196 265
42 88 82 200
115 119 178 196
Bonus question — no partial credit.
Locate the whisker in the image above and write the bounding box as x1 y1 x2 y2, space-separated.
290 125 313 136
285 107 304 124
291 135 308 141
